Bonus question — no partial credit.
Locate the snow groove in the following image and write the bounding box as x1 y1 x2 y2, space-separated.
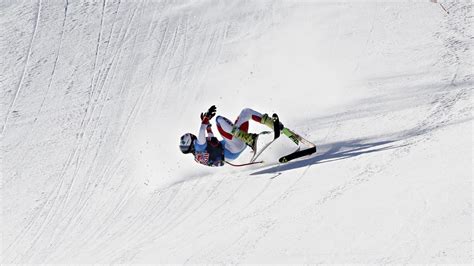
1 0 42 135
30 0 68 129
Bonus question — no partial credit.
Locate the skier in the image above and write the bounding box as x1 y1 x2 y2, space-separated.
179 105 282 167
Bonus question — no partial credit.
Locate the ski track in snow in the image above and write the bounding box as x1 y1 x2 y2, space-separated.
1 0 472 264
2 0 42 136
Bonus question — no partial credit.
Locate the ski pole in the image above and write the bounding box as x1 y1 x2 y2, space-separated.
224 160 263 167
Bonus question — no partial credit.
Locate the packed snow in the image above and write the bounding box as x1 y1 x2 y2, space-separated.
1 0 472 263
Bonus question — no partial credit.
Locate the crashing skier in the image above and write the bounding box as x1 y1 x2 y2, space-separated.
179 106 283 167
179 105 317 167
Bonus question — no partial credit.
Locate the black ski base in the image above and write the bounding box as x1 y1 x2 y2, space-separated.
272 113 281 139
279 146 316 163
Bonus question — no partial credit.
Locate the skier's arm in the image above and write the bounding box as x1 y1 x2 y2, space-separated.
196 105 216 150
196 124 207 145
206 124 214 138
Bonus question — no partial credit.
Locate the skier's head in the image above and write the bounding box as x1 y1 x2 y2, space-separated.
179 133 197 154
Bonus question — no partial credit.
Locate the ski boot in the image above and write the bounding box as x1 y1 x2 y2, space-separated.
231 127 258 151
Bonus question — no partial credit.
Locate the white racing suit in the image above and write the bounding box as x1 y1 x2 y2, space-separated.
193 108 263 167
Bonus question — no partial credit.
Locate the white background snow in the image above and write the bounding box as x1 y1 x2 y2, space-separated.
1 0 472 263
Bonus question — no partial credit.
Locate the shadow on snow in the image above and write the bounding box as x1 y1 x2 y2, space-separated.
251 77 472 176
250 138 406 175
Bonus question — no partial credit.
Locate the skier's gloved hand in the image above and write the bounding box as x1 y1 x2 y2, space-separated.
200 105 217 124
206 105 217 119
200 112 210 124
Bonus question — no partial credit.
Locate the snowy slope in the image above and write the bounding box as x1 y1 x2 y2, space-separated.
1 0 472 263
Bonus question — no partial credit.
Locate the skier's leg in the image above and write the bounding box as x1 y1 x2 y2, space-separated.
216 115 236 140
234 108 264 131
216 110 261 151
216 116 247 155
221 141 246 161
234 108 282 131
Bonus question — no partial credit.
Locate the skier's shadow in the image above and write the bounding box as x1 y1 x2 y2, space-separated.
250 138 405 176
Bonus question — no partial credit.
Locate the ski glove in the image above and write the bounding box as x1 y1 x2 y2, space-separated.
200 105 217 124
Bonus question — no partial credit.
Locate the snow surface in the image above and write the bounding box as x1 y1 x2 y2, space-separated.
1 0 472 263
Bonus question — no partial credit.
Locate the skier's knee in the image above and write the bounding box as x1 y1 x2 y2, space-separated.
240 108 253 117
241 108 252 113
216 115 231 126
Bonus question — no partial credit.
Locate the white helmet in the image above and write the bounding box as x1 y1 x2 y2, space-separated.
179 133 196 154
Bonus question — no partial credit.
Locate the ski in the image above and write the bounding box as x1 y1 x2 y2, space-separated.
250 114 283 162
249 131 272 162
224 160 263 167
279 127 317 163
250 138 276 163
279 146 316 163
250 115 317 164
